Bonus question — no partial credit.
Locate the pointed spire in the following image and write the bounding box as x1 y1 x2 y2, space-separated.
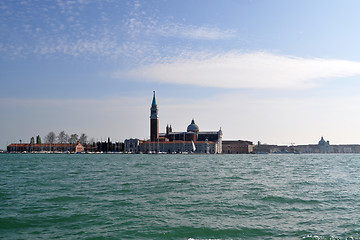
150 91 158 119
152 91 157 106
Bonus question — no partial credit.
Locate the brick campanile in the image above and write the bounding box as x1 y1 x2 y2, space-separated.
150 91 159 142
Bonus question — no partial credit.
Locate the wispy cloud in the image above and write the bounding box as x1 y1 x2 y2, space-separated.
0 0 234 61
122 51 360 89
33 36 124 59
124 1 235 41
155 23 235 40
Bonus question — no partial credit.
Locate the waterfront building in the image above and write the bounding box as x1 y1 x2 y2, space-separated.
124 138 144 153
294 136 332 153
222 140 254 154
139 139 219 154
331 144 360 153
318 136 331 153
7 143 85 153
136 92 223 154
253 144 281 153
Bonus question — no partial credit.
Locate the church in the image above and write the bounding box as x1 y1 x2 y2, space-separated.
139 91 223 154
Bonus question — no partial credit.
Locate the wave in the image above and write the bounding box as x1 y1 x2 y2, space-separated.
153 226 275 239
261 195 321 205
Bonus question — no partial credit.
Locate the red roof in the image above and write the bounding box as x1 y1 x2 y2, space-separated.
7 143 78 147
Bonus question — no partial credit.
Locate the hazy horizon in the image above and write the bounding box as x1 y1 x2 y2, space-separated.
2 0 360 149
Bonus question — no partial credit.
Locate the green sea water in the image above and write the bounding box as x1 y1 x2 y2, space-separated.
1 153 360 239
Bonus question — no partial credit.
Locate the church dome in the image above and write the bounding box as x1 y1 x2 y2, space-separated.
318 136 326 145
187 119 199 132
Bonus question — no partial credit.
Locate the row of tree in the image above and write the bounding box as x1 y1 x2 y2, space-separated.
23 134 125 152
31 131 90 145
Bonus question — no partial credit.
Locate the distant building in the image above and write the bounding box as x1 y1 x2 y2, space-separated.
124 139 144 153
254 144 281 153
128 92 223 154
318 136 331 153
331 144 360 153
295 136 331 153
222 140 253 154
139 139 219 154
7 143 85 153
150 91 159 142
293 137 360 154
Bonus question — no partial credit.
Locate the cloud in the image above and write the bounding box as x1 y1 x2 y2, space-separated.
0 0 234 61
33 36 124 59
124 5 235 41
122 51 360 89
153 23 235 40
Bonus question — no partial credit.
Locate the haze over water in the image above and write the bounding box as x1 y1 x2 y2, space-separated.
1 154 360 239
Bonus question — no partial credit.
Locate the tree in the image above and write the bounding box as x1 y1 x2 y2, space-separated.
45 131 56 144
30 137 35 144
88 138 95 144
69 133 79 144
57 131 69 144
79 133 88 145
36 135 42 144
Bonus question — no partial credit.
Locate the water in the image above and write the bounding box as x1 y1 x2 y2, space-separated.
1 154 360 239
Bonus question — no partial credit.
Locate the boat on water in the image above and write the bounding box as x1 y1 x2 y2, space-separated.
191 140 196 153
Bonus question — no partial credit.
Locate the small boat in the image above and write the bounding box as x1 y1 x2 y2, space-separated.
191 140 196 153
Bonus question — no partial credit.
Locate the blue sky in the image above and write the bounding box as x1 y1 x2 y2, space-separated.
2 0 360 148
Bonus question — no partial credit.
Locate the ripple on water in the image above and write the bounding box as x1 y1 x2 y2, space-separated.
44 195 90 203
160 226 275 239
261 195 321 205
1 154 360 239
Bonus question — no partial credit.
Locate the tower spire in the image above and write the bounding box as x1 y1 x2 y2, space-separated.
152 91 157 107
150 91 159 142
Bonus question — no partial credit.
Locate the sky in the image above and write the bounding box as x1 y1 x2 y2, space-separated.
2 0 360 149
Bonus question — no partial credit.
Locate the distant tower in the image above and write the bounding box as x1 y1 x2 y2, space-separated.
150 91 159 142
166 124 173 135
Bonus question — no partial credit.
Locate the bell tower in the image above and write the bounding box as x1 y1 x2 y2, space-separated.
150 91 159 142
